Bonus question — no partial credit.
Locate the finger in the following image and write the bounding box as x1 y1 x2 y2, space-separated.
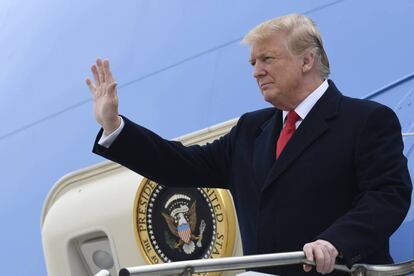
318 240 338 273
325 245 337 273
96 57 105 83
313 246 325 273
103 59 114 83
91 65 100 86
321 246 332 273
303 264 312 272
108 82 118 96
85 77 96 93
303 244 314 272
328 244 339 258
303 244 314 262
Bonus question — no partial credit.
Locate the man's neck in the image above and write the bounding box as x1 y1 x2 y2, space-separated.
287 75 324 110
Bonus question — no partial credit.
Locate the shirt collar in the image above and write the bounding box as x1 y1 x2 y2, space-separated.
282 79 329 122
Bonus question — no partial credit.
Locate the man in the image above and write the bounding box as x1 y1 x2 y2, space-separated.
87 14 412 275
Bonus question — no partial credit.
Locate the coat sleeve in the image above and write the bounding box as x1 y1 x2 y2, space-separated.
92 116 237 189
317 105 412 267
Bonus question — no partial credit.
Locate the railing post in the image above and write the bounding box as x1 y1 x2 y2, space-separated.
181 266 194 276
351 267 366 276
94 269 110 276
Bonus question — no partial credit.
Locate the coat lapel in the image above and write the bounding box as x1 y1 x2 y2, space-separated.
252 110 282 189
260 81 342 191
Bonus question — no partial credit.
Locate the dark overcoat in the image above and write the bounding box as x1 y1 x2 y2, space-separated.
93 81 412 275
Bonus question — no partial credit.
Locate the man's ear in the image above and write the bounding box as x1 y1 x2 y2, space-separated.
302 50 316 73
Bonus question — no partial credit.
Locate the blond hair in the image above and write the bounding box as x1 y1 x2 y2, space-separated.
243 13 330 78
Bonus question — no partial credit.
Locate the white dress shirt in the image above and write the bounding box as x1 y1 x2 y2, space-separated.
98 117 125 148
282 79 328 128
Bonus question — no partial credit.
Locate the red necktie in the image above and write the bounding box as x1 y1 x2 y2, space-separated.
276 111 300 159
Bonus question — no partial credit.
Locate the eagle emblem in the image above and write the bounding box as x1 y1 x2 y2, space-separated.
162 194 206 254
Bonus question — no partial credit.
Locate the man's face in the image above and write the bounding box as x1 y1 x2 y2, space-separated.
249 32 305 110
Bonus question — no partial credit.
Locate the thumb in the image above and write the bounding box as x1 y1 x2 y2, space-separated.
303 264 313 272
86 77 96 94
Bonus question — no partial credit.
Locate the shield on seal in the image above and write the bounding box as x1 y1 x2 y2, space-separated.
177 223 191 243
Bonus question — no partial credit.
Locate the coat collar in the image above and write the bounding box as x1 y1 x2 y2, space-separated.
253 80 342 191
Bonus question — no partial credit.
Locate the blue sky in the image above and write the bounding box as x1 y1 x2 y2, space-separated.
1 0 413 274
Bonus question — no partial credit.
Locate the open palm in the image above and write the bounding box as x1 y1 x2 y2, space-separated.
86 58 121 134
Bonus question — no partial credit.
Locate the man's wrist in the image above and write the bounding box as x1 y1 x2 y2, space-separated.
98 117 125 148
103 116 121 136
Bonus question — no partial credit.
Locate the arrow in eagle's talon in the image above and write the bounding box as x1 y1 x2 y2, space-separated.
197 220 206 247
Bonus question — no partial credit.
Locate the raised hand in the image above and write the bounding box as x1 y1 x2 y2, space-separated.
86 58 121 135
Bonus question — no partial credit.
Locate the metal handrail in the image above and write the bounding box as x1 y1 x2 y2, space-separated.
402 132 414 137
118 251 324 275
349 260 414 276
116 251 414 276
95 270 110 276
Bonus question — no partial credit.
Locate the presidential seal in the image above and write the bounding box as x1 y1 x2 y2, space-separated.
133 178 236 275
